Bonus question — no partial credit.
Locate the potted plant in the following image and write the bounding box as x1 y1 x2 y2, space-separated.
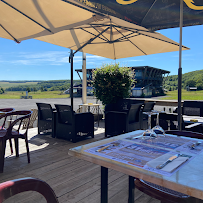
92 63 134 106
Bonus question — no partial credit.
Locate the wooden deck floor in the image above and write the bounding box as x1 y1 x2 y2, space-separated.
1 121 160 203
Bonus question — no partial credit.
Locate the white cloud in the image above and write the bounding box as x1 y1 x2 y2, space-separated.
1 51 72 66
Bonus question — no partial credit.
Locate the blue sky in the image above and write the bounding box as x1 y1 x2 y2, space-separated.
0 24 202 81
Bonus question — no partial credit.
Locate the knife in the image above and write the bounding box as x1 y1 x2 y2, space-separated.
96 144 112 152
156 154 180 169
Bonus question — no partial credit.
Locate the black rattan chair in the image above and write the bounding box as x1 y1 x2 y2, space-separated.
105 102 143 137
36 103 55 137
54 104 94 143
158 112 203 133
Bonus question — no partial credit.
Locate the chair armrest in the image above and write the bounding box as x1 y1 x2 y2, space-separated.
75 112 93 119
105 111 127 115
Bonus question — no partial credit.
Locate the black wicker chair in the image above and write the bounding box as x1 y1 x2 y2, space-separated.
105 100 143 137
54 104 94 143
173 101 203 116
36 103 55 137
157 112 203 133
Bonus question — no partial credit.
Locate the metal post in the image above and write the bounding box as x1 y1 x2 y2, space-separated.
178 0 183 130
82 52 87 105
101 166 108 203
69 50 74 110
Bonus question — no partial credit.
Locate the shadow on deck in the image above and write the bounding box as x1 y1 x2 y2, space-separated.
1 120 159 203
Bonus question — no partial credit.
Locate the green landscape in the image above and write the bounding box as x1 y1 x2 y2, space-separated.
163 69 203 91
0 70 202 100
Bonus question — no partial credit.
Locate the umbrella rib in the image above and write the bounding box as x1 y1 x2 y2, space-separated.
0 24 20 43
114 26 147 55
73 26 110 55
138 31 187 48
1 0 53 33
90 23 153 34
80 27 109 42
90 24 110 42
140 0 157 25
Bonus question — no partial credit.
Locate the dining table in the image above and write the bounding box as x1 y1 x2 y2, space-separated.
68 130 203 203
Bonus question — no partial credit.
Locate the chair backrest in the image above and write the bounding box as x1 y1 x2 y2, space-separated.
36 103 53 120
128 103 143 123
0 177 59 203
22 109 38 129
142 101 156 112
55 104 74 125
105 99 144 112
0 108 15 129
0 108 15 113
5 110 32 135
159 113 180 130
183 101 203 116
165 130 203 140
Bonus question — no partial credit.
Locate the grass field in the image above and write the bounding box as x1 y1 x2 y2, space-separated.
0 89 203 100
161 89 203 100
0 82 39 88
0 91 69 99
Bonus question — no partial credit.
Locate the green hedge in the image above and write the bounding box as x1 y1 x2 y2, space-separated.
92 64 134 105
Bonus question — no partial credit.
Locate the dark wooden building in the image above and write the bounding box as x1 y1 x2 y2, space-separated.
74 66 169 97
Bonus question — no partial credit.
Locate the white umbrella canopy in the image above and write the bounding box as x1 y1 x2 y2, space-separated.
36 15 189 59
0 0 104 42
36 15 189 109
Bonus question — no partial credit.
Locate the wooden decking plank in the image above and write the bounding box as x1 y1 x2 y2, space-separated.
58 170 125 203
1 149 76 182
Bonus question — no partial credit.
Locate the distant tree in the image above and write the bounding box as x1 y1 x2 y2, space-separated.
185 79 196 87
26 87 31 93
1 87 4 93
40 86 44 92
196 83 203 90
33 87 37 93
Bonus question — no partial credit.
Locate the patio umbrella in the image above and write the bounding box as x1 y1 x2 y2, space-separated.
72 0 203 31
73 0 203 130
36 14 189 109
0 0 105 43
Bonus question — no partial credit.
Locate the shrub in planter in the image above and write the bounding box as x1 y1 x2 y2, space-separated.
92 63 134 105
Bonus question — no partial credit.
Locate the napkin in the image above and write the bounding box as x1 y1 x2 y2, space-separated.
147 154 189 173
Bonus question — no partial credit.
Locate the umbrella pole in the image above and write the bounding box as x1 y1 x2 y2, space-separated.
178 0 183 130
82 52 87 105
69 50 74 110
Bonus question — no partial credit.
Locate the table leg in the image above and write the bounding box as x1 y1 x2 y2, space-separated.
101 166 108 203
128 176 135 203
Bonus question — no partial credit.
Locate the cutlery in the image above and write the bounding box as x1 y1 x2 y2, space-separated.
96 145 112 152
96 143 119 152
190 141 202 149
156 154 180 169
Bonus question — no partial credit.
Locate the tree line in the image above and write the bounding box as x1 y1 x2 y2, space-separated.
4 80 81 92
163 70 203 91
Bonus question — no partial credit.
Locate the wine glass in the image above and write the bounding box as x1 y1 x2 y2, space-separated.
142 111 158 142
151 110 165 137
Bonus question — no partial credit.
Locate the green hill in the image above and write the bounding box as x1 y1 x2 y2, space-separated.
0 80 81 92
164 70 203 91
